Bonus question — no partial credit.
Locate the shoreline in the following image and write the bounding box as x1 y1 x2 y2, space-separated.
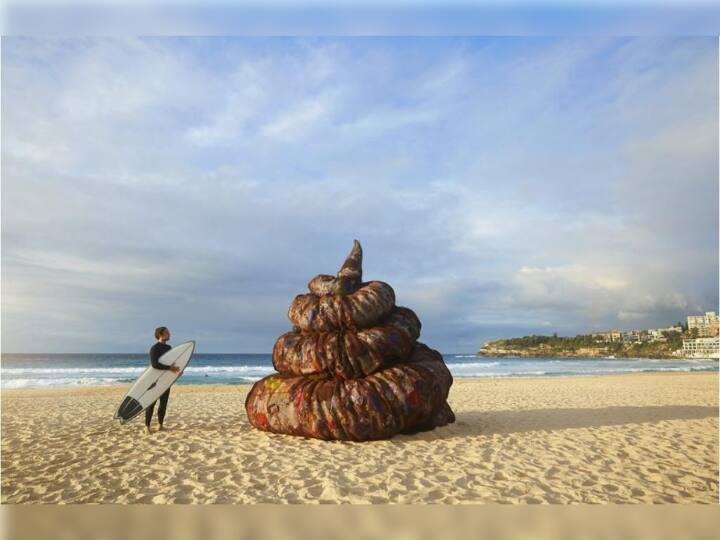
3 356 716 392
2 369 717 396
477 353 719 360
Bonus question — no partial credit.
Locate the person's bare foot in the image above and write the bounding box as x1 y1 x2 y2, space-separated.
144 426 152 435
157 424 164 432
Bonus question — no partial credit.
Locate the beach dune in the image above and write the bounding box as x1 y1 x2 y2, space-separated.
1 372 717 503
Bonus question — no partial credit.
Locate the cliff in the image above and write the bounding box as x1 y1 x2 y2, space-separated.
478 334 685 359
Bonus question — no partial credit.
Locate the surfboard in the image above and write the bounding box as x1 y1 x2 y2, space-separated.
115 340 195 424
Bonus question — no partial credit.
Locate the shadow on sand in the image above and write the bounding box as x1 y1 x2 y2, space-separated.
399 405 717 441
126 406 717 444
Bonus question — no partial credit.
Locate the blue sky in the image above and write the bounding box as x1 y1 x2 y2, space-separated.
3 2 720 36
1 36 718 353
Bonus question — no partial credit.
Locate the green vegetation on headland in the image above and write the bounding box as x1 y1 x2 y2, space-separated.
478 332 686 359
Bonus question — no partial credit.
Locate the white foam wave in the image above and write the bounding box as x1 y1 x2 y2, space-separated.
446 366 716 377
2 366 143 375
1 377 127 389
446 362 500 369
184 365 275 374
453 371 551 377
1 365 274 375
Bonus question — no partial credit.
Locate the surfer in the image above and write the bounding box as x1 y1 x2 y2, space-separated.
144 326 181 434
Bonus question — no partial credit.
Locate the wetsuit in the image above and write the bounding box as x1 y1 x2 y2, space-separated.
145 341 172 427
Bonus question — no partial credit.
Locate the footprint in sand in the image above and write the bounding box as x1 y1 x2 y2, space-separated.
545 466 561 478
426 490 444 501
507 484 527 497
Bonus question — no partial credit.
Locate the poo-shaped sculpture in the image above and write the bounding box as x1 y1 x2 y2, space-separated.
245 240 456 441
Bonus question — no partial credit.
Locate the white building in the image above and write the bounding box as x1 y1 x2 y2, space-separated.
591 330 623 342
682 337 720 359
659 325 683 334
648 326 682 342
687 312 719 338
622 331 640 343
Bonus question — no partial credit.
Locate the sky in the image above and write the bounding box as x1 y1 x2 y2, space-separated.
1 36 718 353
3 1 720 36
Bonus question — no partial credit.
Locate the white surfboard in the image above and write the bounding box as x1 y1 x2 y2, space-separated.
115 340 195 424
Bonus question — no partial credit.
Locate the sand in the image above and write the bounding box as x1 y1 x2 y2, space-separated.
1 372 717 503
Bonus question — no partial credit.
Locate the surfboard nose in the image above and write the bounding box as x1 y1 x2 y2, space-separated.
117 396 143 423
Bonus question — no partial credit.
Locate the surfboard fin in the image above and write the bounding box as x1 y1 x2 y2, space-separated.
117 396 143 422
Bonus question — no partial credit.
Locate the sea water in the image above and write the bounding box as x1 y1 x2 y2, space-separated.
1 353 716 389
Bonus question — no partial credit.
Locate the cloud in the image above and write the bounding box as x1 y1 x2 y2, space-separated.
260 91 335 140
1 36 717 352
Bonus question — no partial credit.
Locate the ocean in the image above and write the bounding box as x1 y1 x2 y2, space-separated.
1 353 717 389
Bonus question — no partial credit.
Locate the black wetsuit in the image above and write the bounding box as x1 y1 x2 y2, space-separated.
145 342 172 427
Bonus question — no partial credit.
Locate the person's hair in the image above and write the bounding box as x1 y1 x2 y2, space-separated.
154 326 169 340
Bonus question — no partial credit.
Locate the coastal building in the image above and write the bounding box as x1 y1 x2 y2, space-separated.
649 325 682 335
648 329 665 341
687 312 719 338
682 337 720 359
621 332 639 343
593 325 681 344
648 326 681 341
592 330 622 342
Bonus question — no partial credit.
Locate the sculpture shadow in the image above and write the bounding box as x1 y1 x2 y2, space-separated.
399 405 717 441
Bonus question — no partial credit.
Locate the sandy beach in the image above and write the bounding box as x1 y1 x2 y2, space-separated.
1 372 717 504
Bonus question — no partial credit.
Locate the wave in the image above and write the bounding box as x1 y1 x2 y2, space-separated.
1 374 266 389
184 365 274 374
640 366 717 373
448 366 716 378
445 362 500 369
2 357 715 389
2 367 144 375
0 364 275 389
1 377 129 389
456 371 554 378
1 365 274 375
